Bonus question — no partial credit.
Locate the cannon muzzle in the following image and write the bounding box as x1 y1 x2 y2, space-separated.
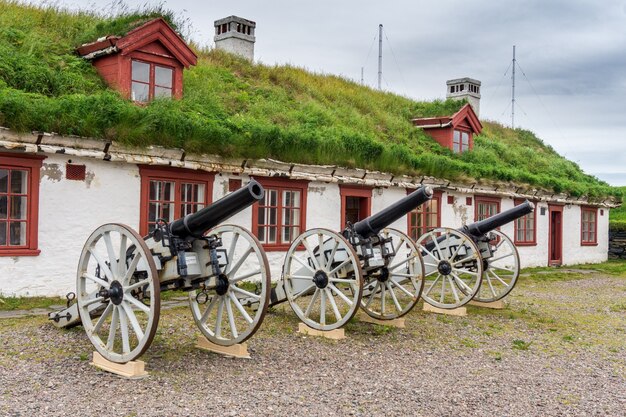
463 200 534 238
169 180 265 239
352 186 433 238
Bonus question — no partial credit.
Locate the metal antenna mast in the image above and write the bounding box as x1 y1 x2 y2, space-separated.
361 67 364 85
511 45 516 129
378 24 383 90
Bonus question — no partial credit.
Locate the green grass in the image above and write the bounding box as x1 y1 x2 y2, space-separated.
609 186 626 231
0 294 66 311
0 0 620 199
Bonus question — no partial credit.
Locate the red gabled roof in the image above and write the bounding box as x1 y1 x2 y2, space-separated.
411 103 483 134
76 18 197 68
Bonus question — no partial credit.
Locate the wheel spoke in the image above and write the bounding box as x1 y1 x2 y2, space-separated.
440 274 446 303
489 252 514 263
223 232 240 274
424 268 439 277
291 254 316 274
364 281 380 309
453 268 478 277
328 259 352 276
381 280 387 314
225 297 238 339
289 274 315 280
201 295 219 324
301 239 320 269
88 249 114 281
83 273 110 289
325 288 342 322
230 269 262 283
325 240 340 270
451 272 473 293
103 231 119 279
329 277 356 284
117 234 128 278
227 246 253 278
125 294 151 314
490 269 510 286
388 255 417 272
320 289 326 325
304 288 320 318
389 279 415 298
121 301 144 341
106 306 119 350
215 297 225 338
453 254 478 266
485 273 497 297
118 307 131 354
419 242 440 263
386 281 402 312
124 278 151 293
292 284 316 300
123 251 142 285
93 303 113 335
448 276 461 304
328 283 353 306
229 292 253 323
79 296 105 308
424 274 442 297
231 286 261 300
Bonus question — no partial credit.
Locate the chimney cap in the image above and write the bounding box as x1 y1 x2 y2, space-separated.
446 77 481 86
214 15 256 27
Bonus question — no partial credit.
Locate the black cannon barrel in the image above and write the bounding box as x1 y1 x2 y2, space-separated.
353 186 433 238
463 200 534 238
169 180 265 239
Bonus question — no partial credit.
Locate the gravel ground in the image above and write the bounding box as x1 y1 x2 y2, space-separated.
1 273 624 417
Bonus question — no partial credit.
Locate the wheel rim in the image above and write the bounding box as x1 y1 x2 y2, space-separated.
76 223 160 364
473 230 520 302
360 228 424 319
189 225 270 346
283 228 363 331
415 228 483 309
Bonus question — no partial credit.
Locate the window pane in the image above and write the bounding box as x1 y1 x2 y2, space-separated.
0 196 6 219
258 226 265 242
149 202 158 223
11 170 28 194
9 221 26 246
155 66 173 87
10 196 27 220
453 130 461 143
269 206 277 225
132 61 150 83
163 182 174 201
258 207 266 225
0 221 5 245
526 230 533 241
453 143 460 153
155 86 172 99
268 226 276 243
162 203 174 222
131 82 149 102
0 169 7 193
269 190 277 207
461 132 469 146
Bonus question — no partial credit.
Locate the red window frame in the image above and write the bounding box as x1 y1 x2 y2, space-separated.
138 165 213 236
0 153 45 256
581 207 598 246
251 177 308 251
339 185 372 229
408 190 442 240
475 196 500 222
452 129 471 153
131 59 175 103
514 199 537 246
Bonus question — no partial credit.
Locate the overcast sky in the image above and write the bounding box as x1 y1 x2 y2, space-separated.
33 0 626 186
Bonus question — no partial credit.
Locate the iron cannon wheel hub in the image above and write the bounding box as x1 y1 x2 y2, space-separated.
377 267 390 282
313 270 329 289
109 281 124 305
437 260 453 276
215 273 230 296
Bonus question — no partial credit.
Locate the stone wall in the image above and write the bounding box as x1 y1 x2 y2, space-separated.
608 231 626 259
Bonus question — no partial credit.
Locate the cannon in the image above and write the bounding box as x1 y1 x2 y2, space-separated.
414 200 534 309
272 186 433 331
50 180 270 363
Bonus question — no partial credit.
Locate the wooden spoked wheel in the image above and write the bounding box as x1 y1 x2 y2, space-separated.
76 223 160 364
415 228 483 309
473 230 520 303
283 228 363 331
360 228 425 320
189 225 270 346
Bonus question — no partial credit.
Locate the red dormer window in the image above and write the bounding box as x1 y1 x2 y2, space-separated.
131 60 174 102
412 104 482 153
77 18 197 103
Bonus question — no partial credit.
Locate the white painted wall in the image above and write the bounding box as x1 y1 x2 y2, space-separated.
0 159 611 296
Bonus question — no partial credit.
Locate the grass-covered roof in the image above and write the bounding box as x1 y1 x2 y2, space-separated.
0 1 621 200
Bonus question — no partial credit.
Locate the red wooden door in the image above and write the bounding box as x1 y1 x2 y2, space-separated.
548 205 563 265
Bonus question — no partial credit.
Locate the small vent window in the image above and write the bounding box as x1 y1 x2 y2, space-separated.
66 164 86 181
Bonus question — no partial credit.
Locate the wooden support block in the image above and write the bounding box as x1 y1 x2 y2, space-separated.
297 323 345 340
91 351 148 379
358 314 406 328
468 300 507 310
422 303 467 317
196 336 251 359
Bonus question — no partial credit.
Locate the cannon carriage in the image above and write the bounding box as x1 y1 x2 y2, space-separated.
271 186 433 331
50 180 271 363
414 200 534 309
